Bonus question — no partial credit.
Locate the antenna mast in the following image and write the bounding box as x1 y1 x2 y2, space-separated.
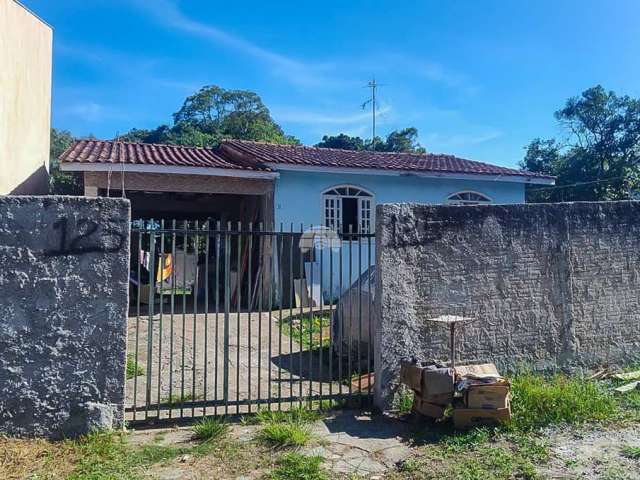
362 78 385 150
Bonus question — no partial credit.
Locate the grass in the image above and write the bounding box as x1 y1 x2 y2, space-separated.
509 372 618 431
192 417 229 442
278 312 331 349
252 405 319 448
621 445 640 460
126 354 144 380
267 452 328 480
162 391 204 406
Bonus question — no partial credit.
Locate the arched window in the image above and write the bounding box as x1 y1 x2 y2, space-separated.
322 185 374 236
447 191 492 205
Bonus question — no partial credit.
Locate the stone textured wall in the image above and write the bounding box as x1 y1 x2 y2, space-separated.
0 196 130 438
375 201 640 409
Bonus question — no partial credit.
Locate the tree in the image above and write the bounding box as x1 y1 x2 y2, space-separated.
120 85 299 147
315 128 426 153
49 128 83 195
522 85 640 202
378 127 426 153
316 133 365 150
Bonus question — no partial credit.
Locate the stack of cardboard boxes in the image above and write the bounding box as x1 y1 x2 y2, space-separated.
400 360 511 429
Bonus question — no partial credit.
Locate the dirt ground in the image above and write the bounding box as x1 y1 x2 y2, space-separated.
539 423 640 479
128 414 640 479
126 311 344 421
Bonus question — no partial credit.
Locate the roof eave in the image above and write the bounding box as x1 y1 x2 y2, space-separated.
60 162 279 180
262 163 556 185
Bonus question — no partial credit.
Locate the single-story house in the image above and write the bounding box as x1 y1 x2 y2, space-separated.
60 139 554 305
60 138 554 226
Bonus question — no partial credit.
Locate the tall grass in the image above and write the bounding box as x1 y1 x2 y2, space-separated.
510 372 618 431
268 453 328 480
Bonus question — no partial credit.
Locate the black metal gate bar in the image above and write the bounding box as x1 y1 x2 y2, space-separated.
125 222 375 424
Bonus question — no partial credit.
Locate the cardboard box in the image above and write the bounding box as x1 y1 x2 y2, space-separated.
455 363 499 378
412 397 446 419
465 385 511 409
453 406 511 429
400 362 424 392
422 367 454 397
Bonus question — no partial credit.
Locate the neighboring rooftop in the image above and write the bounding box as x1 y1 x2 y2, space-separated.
60 139 269 171
60 138 555 183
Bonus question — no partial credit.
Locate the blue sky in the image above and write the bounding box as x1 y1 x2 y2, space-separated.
24 0 640 168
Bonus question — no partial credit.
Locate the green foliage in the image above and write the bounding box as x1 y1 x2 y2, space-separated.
119 85 299 147
392 386 415 415
257 421 312 447
255 405 321 425
621 445 640 459
278 313 331 349
315 127 426 153
255 406 318 447
509 372 618 431
49 128 83 195
125 354 144 380
522 85 640 202
316 133 366 150
267 453 328 480
192 417 229 442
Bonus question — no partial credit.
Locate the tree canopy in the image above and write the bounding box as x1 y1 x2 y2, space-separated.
522 85 640 202
49 128 83 195
119 85 299 147
315 127 426 153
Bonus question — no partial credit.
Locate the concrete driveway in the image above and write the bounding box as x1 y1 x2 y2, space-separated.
125 310 344 421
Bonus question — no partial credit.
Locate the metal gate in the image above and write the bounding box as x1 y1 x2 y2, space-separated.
126 221 375 425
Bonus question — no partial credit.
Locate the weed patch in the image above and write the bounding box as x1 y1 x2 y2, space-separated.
193 417 229 442
267 453 328 480
393 386 414 415
278 313 331 349
257 421 312 447
621 445 640 460
126 354 144 380
510 372 617 431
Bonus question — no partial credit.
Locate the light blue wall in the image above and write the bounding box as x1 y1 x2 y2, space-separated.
274 170 525 226
272 170 525 302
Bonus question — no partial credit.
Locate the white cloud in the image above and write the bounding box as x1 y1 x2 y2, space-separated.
61 102 105 122
273 104 392 125
129 0 348 89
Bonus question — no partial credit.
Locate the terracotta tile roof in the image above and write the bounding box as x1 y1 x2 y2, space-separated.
222 139 554 181
61 138 554 182
60 139 271 171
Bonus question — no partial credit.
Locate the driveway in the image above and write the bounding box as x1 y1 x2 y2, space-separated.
126 310 344 421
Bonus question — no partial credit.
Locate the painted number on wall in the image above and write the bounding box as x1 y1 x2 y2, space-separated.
45 216 126 256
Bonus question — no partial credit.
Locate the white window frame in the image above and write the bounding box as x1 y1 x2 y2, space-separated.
447 190 492 205
322 185 375 236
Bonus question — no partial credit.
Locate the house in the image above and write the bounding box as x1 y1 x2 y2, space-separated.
60 139 554 304
60 138 554 225
0 0 52 195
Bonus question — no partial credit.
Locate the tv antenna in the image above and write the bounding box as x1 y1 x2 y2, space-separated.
361 78 386 150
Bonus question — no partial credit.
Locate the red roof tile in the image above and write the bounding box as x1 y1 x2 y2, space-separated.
60 139 271 171
222 139 554 181
60 139 554 182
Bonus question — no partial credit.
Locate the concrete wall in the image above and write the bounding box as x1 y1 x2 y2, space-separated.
0 196 130 438
0 0 52 195
375 201 640 409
